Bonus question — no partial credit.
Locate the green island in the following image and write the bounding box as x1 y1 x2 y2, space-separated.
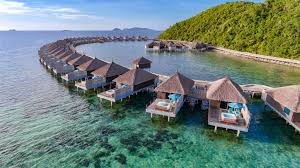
158 0 300 59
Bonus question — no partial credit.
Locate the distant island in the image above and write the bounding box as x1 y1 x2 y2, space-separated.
8 29 16 31
159 0 300 60
112 27 159 32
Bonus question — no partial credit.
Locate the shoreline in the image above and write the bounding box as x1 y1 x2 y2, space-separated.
213 47 300 68
151 39 300 68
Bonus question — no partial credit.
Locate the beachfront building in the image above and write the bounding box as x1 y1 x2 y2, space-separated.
206 76 250 137
146 72 195 121
262 85 300 132
98 68 158 106
132 56 152 69
75 58 108 90
61 55 92 81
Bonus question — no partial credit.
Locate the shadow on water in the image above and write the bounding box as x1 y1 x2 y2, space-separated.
246 99 300 145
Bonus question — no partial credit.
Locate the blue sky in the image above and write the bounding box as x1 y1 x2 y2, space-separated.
0 0 264 30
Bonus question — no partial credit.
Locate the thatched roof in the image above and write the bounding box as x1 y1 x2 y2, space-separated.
49 47 63 54
266 85 300 112
77 58 107 71
67 55 93 66
113 68 158 86
91 62 129 78
55 50 73 59
52 48 65 56
61 52 81 62
132 56 152 65
155 72 194 95
206 76 247 104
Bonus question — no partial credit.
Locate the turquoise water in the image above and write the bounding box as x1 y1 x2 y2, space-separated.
1 31 300 167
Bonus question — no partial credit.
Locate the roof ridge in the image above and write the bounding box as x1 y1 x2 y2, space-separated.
106 62 113 74
177 73 185 94
132 69 138 85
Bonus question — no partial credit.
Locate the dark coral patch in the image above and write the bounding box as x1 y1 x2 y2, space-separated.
115 154 126 165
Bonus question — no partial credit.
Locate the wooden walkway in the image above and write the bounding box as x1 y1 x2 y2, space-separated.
214 47 300 68
241 84 273 98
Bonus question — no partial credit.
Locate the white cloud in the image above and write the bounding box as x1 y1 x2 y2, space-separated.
0 0 31 14
0 0 101 20
56 14 104 20
43 7 80 13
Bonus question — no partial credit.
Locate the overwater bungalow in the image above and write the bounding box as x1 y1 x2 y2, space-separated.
46 49 69 69
98 68 158 106
262 85 300 132
206 76 250 136
146 72 194 121
52 52 81 75
75 58 108 90
132 56 152 69
61 55 93 81
88 62 129 90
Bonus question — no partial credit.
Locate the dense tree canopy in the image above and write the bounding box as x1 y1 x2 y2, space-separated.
159 0 300 59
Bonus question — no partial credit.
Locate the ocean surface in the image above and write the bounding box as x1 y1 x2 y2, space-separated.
1 31 300 168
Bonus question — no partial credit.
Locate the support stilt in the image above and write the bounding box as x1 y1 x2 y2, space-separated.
151 113 153 118
168 116 170 122
110 101 113 108
237 130 240 137
214 126 217 133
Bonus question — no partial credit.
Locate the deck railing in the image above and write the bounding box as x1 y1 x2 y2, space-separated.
174 95 184 114
63 70 87 80
241 105 251 127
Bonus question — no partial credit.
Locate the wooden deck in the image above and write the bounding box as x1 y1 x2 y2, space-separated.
75 80 109 91
208 107 249 133
146 99 178 121
98 86 154 103
61 72 87 82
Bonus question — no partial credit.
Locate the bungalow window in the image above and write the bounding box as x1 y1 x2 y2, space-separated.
283 107 290 115
220 101 227 109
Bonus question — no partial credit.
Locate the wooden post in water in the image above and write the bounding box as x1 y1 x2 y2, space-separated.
214 126 217 133
237 130 240 137
110 101 113 108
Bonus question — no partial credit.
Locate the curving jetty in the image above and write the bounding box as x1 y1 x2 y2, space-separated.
38 36 300 136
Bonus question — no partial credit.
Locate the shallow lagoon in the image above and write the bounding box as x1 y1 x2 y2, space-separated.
1 32 300 167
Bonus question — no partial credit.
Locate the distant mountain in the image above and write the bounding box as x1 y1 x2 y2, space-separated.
112 28 122 31
159 0 300 59
111 27 161 39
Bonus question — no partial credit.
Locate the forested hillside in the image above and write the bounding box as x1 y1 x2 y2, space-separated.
159 0 300 59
